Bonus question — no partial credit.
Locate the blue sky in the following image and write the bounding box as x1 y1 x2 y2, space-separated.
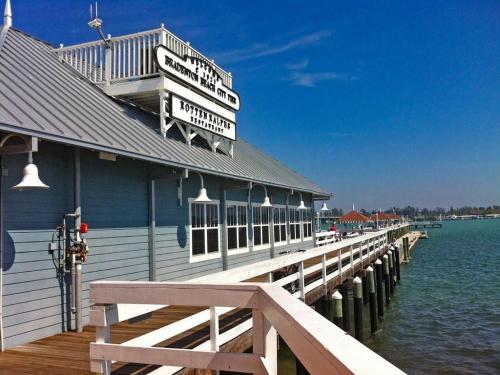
11 0 500 211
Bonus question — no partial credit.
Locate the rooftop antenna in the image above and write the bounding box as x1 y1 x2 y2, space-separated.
88 2 110 48
3 0 12 27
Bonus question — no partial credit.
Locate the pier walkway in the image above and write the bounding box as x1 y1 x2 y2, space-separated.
0 226 408 374
408 221 443 229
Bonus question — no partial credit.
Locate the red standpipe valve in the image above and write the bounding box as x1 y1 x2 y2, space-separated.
80 223 88 234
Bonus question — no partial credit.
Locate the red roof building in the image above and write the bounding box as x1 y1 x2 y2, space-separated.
338 210 370 223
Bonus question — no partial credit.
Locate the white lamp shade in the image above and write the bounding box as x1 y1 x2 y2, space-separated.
320 202 329 211
261 196 272 207
298 200 307 210
194 187 211 203
12 163 49 191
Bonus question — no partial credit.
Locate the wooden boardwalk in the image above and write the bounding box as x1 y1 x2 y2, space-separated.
0 305 252 375
0 235 396 375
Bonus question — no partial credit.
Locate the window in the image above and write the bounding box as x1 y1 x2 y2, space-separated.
289 208 301 241
303 210 313 239
227 203 248 252
191 202 219 258
273 207 287 245
253 206 270 248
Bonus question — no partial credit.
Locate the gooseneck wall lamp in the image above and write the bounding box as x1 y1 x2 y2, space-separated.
12 151 49 191
250 183 272 207
193 171 211 203
297 192 307 210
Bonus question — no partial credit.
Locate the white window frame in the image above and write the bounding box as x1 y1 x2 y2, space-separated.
273 205 287 247
226 201 249 255
189 198 221 263
302 209 313 240
252 205 271 251
289 207 302 244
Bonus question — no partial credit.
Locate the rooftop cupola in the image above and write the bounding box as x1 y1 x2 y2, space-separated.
3 0 11 27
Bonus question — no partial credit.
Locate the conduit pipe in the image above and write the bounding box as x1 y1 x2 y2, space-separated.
74 148 82 333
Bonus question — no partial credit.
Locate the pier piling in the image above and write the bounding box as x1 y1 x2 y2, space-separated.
340 283 351 332
382 255 391 305
362 271 369 304
387 250 395 295
394 245 401 283
353 277 363 341
366 266 378 334
375 259 384 317
331 290 343 329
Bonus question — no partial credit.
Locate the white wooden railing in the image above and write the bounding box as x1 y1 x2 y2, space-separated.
89 225 407 374
90 282 404 375
56 25 233 87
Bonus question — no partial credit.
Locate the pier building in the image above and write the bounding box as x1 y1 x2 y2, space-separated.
0 2 411 374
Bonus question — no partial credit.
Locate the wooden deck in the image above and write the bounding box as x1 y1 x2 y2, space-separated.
0 229 400 375
0 305 253 375
0 260 367 374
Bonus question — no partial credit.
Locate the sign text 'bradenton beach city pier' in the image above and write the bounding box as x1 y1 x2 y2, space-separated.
154 45 240 111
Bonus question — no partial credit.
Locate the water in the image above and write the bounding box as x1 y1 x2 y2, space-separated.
278 220 500 374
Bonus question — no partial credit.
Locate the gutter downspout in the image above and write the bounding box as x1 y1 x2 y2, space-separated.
74 149 82 333
148 178 156 281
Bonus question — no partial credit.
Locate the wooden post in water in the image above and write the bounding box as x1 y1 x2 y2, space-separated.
387 250 395 295
382 254 391 305
375 259 384 317
366 266 378 333
362 270 369 305
403 237 409 262
340 282 351 332
353 277 363 341
394 245 401 283
331 290 343 329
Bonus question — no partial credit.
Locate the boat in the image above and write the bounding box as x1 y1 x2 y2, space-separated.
419 230 429 239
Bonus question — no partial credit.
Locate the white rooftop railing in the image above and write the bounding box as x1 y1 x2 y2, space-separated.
56 26 233 88
89 225 408 374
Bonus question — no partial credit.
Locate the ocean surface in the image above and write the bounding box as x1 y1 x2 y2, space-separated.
278 219 500 374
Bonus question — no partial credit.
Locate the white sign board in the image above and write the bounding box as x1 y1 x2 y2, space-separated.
170 95 236 141
154 45 240 111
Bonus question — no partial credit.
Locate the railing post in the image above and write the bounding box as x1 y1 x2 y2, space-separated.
268 271 273 283
321 254 327 288
338 249 343 284
349 245 354 277
253 309 277 375
298 261 305 301
90 305 111 375
360 241 364 269
210 306 219 351
105 37 112 85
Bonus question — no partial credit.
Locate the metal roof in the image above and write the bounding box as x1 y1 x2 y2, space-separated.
0 27 330 196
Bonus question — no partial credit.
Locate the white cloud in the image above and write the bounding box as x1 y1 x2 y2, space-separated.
212 30 332 64
285 58 310 70
290 71 355 87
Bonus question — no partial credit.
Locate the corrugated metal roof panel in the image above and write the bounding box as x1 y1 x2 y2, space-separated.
0 27 329 196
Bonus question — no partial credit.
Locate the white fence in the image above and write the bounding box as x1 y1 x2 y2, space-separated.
89 226 407 374
57 26 233 87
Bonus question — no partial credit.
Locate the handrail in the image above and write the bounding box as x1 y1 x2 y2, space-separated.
89 281 405 374
88 225 409 374
55 26 233 87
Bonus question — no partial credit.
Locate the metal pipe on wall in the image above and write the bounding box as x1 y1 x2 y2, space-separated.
74 148 83 333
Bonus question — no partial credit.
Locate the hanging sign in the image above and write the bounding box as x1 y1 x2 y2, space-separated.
170 95 236 141
154 45 240 111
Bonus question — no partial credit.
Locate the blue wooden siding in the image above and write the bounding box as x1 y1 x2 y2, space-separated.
1 143 318 349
